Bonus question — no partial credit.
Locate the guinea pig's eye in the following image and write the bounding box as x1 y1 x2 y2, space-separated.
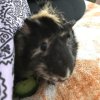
40 42 48 51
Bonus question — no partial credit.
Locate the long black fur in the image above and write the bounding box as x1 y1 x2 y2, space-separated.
14 2 78 84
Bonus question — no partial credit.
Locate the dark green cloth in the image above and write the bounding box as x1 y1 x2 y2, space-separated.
28 0 86 21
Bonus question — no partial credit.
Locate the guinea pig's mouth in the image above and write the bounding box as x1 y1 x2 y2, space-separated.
38 74 67 85
33 63 71 84
47 76 68 84
43 67 72 84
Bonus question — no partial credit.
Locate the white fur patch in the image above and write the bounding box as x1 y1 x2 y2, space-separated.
66 67 71 78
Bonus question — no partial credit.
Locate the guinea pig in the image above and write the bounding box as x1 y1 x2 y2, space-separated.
14 2 78 84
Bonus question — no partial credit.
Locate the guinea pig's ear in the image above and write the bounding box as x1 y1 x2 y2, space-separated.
69 20 76 26
20 19 32 34
20 18 42 34
64 20 76 29
24 18 32 26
